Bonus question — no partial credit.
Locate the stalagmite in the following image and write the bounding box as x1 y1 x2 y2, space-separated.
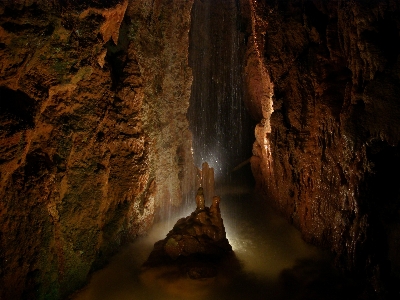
142 187 232 279
195 186 206 211
210 196 225 240
201 162 215 205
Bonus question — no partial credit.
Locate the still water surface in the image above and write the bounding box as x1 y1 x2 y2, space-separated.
72 188 361 300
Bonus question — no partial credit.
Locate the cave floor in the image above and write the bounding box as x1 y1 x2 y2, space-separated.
72 186 367 300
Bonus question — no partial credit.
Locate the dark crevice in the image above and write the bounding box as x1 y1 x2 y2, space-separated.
24 150 53 181
2 3 47 20
105 19 130 91
304 1 329 39
59 0 124 11
0 87 37 136
360 18 400 65
1 22 54 36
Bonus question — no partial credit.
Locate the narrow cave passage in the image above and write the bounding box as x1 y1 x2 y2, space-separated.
72 1 368 299
1 0 399 298
187 0 255 189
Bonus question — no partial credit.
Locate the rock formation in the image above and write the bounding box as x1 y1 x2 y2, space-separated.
244 0 400 296
143 187 232 279
2 0 399 298
0 0 196 298
200 162 215 205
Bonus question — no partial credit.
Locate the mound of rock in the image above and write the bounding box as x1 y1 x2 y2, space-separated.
143 187 232 279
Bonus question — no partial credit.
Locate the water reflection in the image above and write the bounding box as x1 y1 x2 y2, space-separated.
72 189 363 300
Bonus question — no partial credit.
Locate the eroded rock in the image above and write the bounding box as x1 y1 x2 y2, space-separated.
245 0 400 295
0 0 195 298
143 188 232 279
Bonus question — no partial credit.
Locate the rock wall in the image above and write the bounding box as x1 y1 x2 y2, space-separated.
0 0 194 298
246 0 400 295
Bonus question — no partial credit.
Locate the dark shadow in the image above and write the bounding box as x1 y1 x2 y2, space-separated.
0 87 37 137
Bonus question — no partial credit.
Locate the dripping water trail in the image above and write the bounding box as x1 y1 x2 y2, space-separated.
188 0 256 192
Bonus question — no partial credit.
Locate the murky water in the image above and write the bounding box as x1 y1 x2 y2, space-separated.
71 181 364 300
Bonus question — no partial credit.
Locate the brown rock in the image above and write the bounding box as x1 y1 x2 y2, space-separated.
245 0 400 295
0 0 195 298
143 188 232 279
201 162 215 204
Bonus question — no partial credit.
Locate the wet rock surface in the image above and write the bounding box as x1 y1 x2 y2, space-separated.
0 0 195 298
245 0 400 296
143 188 233 279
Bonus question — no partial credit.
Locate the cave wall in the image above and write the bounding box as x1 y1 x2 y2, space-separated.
246 0 400 295
0 0 194 298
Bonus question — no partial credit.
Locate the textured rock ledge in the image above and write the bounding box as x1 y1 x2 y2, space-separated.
0 0 195 298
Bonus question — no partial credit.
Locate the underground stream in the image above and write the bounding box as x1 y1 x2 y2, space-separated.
71 178 365 300
72 1 365 297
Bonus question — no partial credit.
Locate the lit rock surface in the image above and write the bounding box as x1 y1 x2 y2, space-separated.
0 0 195 298
245 0 400 295
143 188 232 279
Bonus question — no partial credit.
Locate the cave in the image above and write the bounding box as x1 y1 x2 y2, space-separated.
1 0 400 299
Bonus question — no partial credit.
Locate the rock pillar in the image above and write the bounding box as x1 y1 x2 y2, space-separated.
201 162 215 205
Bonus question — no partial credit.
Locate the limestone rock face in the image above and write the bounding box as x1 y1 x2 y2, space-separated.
0 0 195 298
143 189 232 279
245 0 400 295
